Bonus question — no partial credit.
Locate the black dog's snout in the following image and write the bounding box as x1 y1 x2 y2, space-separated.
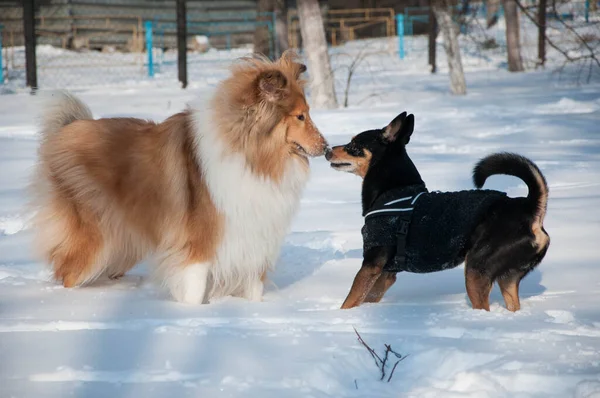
325 147 333 161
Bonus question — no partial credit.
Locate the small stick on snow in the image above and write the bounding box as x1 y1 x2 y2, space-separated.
387 354 409 383
353 327 383 367
380 345 391 380
353 327 408 382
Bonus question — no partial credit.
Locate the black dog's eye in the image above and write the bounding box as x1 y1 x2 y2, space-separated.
345 143 363 157
297 114 305 121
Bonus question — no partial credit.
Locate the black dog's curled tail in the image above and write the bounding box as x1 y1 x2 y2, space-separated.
473 152 549 226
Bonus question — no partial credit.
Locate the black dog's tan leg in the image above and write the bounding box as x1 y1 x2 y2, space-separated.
497 271 525 312
364 271 397 303
341 267 382 309
465 267 493 311
341 247 394 309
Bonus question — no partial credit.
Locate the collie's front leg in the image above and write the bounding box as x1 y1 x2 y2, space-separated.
236 270 267 302
166 262 211 304
243 277 265 302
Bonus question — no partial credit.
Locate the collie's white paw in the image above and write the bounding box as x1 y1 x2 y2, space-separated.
167 263 210 304
244 278 264 302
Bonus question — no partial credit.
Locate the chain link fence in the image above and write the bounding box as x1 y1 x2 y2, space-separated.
0 0 271 91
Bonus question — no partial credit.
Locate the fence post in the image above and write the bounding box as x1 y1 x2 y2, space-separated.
145 21 154 78
176 0 188 89
23 0 38 90
0 24 4 85
585 0 590 23
396 14 405 59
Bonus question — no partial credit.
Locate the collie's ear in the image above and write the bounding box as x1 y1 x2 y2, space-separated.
279 50 306 80
383 112 414 145
257 70 288 102
295 63 307 79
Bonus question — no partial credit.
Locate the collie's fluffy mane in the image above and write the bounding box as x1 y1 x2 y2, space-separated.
210 51 309 180
230 51 307 88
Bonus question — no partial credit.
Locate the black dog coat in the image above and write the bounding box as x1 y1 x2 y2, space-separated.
361 184 507 273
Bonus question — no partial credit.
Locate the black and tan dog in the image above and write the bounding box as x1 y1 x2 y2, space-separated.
326 112 550 311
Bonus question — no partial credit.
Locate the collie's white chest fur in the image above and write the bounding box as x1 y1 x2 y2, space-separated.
192 108 309 298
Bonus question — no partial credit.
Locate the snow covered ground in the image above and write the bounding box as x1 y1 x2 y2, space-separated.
1 36 600 397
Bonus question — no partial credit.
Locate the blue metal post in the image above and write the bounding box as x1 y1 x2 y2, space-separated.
0 24 4 84
585 0 590 23
145 21 154 78
396 14 405 59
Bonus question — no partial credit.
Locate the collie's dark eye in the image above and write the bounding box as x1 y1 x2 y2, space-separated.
297 114 305 121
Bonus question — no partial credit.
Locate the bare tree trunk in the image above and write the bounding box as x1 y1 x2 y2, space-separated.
537 0 546 66
428 0 438 73
433 2 467 95
297 0 338 109
486 0 501 27
254 0 272 57
503 0 524 72
274 0 289 58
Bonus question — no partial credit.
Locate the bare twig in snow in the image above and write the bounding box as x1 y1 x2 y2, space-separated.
332 44 388 107
353 327 408 382
356 93 383 106
387 355 409 383
353 326 382 366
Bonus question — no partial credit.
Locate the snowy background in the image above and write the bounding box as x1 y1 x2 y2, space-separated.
1 27 600 398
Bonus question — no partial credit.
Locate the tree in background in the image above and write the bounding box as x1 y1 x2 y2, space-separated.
274 0 289 58
297 0 338 109
254 0 272 57
486 0 501 27
254 0 289 58
537 0 547 67
515 0 600 82
503 0 525 72
428 0 438 74
432 0 467 95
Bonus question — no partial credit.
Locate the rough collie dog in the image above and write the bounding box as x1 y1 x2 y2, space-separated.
31 53 328 304
326 112 549 311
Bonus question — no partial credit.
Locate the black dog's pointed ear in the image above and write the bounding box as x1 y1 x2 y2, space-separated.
402 114 415 144
382 112 414 144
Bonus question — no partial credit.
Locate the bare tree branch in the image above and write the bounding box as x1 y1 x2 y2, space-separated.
387 354 409 382
332 46 388 107
548 1 600 69
353 327 382 367
514 0 600 80
353 327 407 382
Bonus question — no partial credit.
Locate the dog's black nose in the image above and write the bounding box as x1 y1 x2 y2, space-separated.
324 148 332 161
